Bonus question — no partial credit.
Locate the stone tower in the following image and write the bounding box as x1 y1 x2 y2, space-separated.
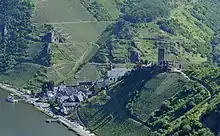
158 47 166 64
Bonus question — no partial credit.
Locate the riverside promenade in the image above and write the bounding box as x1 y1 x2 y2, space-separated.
0 83 95 136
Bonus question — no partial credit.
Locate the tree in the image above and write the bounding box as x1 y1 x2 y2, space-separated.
181 124 191 135
33 43 52 66
123 0 170 23
41 81 54 93
0 0 34 72
144 59 149 64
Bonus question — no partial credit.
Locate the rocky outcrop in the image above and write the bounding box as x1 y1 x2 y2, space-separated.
42 30 65 43
129 48 142 63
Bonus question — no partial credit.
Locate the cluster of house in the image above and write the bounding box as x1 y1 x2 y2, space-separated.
37 46 182 115
38 66 131 115
39 83 93 114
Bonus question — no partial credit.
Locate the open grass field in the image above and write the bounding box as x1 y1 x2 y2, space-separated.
47 69 62 82
56 63 75 77
33 0 96 23
47 42 83 84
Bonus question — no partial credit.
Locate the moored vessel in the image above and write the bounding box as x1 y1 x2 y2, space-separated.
6 94 18 103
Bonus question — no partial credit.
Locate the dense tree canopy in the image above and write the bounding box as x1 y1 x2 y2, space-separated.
0 0 34 72
122 0 170 23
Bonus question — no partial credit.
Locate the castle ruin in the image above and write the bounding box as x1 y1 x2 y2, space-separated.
157 46 182 71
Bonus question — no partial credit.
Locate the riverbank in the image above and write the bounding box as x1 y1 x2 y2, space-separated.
0 83 95 136
0 83 23 97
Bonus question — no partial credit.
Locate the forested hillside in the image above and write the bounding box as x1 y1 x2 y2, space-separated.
0 0 52 91
0 0 34 71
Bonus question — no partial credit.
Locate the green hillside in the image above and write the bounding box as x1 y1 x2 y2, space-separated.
92 0 219 68
77 0 220 136
0 0 113 88
1 0 220 136
52 22 112 43
31 0 112 85
33 0 96 23
132 72 187 121
48 42 99 85
78 64 220 136
78 68 188 136
144 65 220 136
79 0 121 21
0 63 42 87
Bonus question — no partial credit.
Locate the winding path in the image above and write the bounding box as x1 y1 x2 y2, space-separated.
190 76 214 98
172 69 212 98
76 105 86 127
124 68 214 133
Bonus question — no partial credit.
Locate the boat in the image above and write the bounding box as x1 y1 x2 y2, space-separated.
6 95 18 103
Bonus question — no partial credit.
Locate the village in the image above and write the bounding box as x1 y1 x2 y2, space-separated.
34 64 131 115
1 46 183 136
33 46 182 116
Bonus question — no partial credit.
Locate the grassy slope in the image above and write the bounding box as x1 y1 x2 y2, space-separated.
79 0 121 21
49 43 99 85
32 0 113 85
79 68 188 136
137 14 209 66
77 2 219 135
144 66 220 135
0 63 42 87
33 0 96 23
141 7 212 65
94 0 121 19
52 22 112 43
0 0 114 87
0 40 44 88
132 72 187 121
74 63 100 82
93 2 212 69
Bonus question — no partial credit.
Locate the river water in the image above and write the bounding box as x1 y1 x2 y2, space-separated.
0 89 77 136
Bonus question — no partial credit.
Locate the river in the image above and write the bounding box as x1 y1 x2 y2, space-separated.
0 89 77 136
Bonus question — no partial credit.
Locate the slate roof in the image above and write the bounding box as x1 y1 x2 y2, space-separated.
107 68 130 79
